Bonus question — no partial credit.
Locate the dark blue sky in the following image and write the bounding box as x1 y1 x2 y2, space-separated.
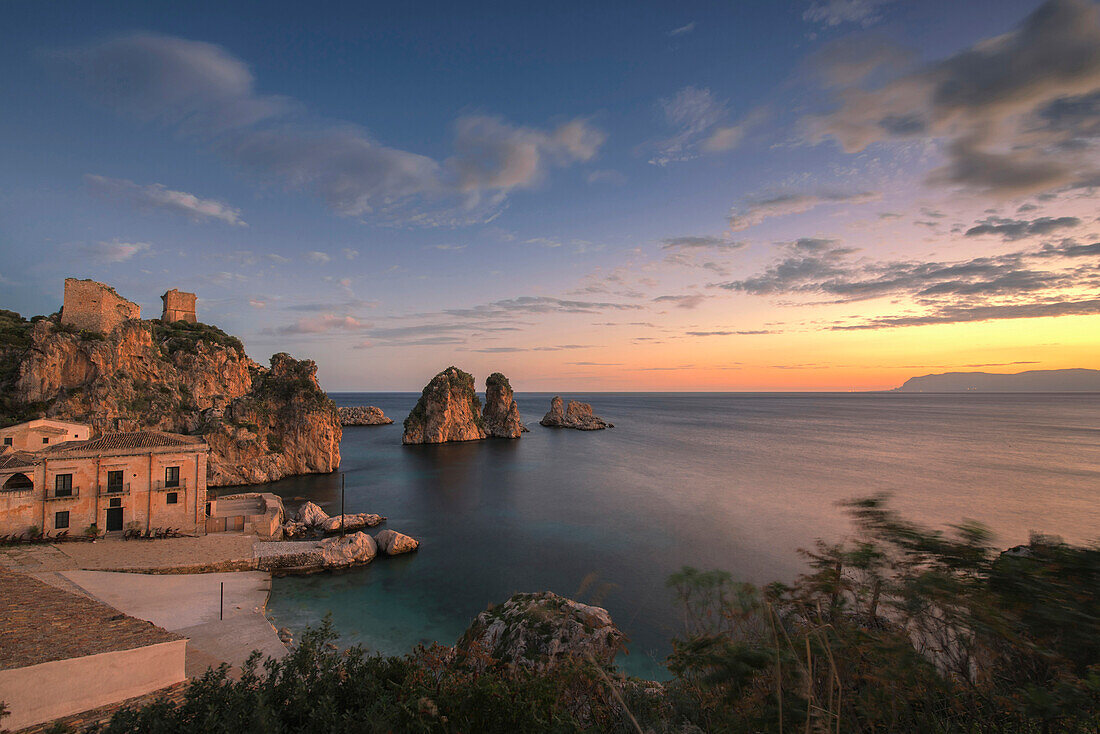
1 0 1096 390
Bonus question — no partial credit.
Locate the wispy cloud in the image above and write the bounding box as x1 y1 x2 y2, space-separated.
650 86 752 165
660 235 746 251
79 240 151 262
728 190 880 231
85 174 245 226
668 21 696 37
964 216 1081 241
803 0 897 28
653 294 709 309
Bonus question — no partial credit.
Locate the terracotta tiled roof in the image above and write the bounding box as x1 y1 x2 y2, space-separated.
0 449 38 471
43 431 206 456
0 568 183 670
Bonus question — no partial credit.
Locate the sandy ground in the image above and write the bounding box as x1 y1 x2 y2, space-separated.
55 570 288 677
0 536 287 677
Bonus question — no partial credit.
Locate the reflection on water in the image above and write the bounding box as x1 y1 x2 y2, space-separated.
264 392 1100 680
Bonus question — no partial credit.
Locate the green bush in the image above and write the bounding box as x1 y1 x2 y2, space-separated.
152 319 245 356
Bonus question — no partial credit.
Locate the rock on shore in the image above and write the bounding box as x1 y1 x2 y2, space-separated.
539 396 613 430
482 372 526 439
319 532 378 568
402 366 488 444
374 528 420 555
338 406 393 426
290 501 385 535
455 591 626 671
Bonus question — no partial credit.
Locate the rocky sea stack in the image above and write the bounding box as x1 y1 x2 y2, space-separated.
455 591 626 671
539 396 613 430
403 366 488 444
338 405 393 425
481 372 526 439
0 305 341 486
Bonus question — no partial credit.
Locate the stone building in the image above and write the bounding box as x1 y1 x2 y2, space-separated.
161 288 197 323
0 567 186 730
60 278 141 334
0 420 208 536
0 418 91 450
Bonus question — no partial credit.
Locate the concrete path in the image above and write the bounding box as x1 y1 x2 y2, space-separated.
57 570 287 677
0 534 255 573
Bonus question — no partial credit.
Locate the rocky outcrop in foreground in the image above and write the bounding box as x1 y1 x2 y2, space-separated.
403 367 488 444
0 308 341 486
481 372 526 439
456 592 626 671
539 396 613 430
338 406 393 425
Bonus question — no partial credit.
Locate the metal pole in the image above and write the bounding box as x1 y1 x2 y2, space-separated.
340 474 346 538
219 581 224 620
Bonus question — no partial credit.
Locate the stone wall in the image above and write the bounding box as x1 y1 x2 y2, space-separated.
61 278 141 335
160 289 197 323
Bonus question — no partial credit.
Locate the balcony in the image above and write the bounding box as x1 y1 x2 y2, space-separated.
100 483 130 497
154 478 188 491
45 487 80 501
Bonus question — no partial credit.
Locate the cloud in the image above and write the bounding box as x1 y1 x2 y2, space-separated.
727 191 880 231
803 0 897 28
306 251 331 263
653 294 709 309
964 215 1081 240
660 235 746 250
79 240 151 262
428 244 466 251
832 297 1100 329
685 330 775 336
61 33 604 223
342 248 359 260
277 314 366 334
85 174 246 226
809 0 1100 197
586 169 627 185
651 87 749 165
668 21 696 37
441 296 643 319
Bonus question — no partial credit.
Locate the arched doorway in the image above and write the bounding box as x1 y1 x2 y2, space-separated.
3 473 34 490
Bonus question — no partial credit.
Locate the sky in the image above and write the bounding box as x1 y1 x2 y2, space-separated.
1 0 1098 391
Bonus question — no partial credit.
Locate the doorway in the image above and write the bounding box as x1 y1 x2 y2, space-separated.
106 507 124 532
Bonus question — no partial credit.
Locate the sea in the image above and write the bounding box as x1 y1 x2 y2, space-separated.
263 392 1100 680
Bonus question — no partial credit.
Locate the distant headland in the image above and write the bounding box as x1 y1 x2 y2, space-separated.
893 368 1100 393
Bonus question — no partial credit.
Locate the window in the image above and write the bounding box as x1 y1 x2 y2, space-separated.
107 470 124 491
3 437 11 446
165 466 180 488
166 492 178 505
54 474 73 497
109 497 121 508
42 437 49 444
55 511 69 530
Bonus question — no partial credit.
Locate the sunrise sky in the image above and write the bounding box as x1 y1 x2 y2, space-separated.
2 0 1098 391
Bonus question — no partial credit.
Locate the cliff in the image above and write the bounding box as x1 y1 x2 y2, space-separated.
540 396 613 430
402 366 487 444
481 372 525 439
894 368 1100 393
0 310 340 486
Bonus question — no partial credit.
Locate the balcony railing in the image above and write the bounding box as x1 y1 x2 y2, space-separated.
100 483 130 496
46 487 80 501
154 478 188 491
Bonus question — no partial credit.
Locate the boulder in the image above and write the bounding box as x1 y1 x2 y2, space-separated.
402 366 488 444
282 520 309 539
455 591 626 671
296 501 330 527
539 396 613 430
319 532 377 568
482 372 524 439
374 528 420 555
322 512 386 533
339 406 393 426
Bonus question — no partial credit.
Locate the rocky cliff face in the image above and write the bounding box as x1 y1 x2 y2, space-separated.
481 372 525 439
455 592 626 671
402 366 488 444
539 396 613 430
0 312 340 486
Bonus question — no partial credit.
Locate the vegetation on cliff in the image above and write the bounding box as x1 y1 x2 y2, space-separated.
80 498 1098 733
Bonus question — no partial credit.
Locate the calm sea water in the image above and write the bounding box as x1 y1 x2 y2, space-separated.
263 392 1100 680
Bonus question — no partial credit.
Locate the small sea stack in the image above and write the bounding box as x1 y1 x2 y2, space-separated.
482 372 526 438
539 396 613 430
403 366 488 444
338 406 394 425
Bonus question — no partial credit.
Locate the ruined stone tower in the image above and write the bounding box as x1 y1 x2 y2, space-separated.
61 278 141 334
161 289 197 323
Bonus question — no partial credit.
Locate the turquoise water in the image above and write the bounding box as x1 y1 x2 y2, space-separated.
263 393 1100 680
